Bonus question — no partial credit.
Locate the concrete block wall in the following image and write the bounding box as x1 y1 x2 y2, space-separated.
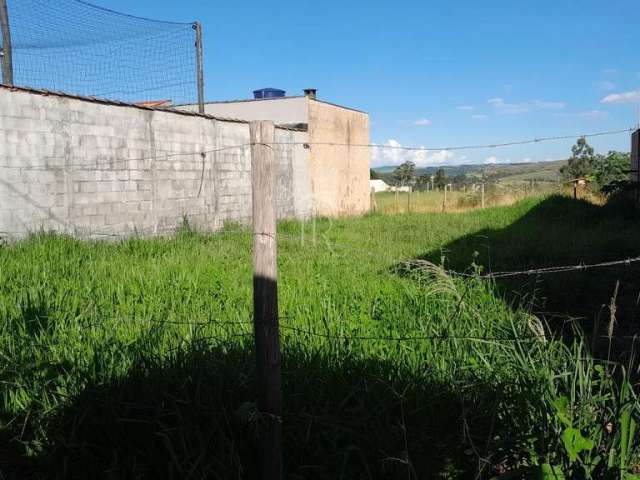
182 96 372 218
0 87 312 239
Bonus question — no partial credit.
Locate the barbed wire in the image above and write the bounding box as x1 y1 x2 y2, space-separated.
0 144 251 172
451 256 640 279
0 126 634 173
272 127 634 153
4 221 639 282
274 232 640 281
8 312 640 351
330 238 640 280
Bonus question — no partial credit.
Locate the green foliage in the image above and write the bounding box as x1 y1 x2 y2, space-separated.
540 463 566 479
561 427 594 463
414 174 435 191
434 168 447 189
452 173 468 186
592 151 630 190
0 197 639 478
560 137 596 180
392 160 416 186
559 139 630 194
370 168 381 180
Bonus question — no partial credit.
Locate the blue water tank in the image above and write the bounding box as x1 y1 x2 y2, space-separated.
253 88 286 99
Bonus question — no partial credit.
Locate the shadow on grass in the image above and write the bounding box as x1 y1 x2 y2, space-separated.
415 195 640 349
13 342 540 480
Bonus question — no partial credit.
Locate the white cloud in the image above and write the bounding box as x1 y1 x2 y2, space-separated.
371 139 404 166
597 80 616 91
487 97 528 115
604 68 618 75
601 89 640 104
579 110 609 120
412 118 433 126
530 100 566 110
371 139 458 167
484 156 499 164
456 105 474 111
428 150 455 164
554 110 609 120
471 114 489 121
488 97 565 115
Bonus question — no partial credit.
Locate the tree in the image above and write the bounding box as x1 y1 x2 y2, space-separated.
592 151 629 189
393 161 416 186
370 169 380 180
434 168 447 189
453 173 468 186
560 137 595 180
414 174 430 191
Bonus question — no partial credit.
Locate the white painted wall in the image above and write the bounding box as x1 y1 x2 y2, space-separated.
182 97 309 125
370 180 389 192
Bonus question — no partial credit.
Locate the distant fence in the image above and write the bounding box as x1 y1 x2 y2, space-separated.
0 0 204 109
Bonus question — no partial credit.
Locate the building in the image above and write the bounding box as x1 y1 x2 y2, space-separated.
388 185 412 193
182 88 370 217
370 179 390 192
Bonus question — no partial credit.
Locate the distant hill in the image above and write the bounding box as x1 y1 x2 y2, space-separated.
373 159 568 184
482 160 566 183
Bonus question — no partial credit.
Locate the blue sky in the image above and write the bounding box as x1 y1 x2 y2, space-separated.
97 1 638 166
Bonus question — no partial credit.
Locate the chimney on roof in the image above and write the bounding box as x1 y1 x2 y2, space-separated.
303 88 317 100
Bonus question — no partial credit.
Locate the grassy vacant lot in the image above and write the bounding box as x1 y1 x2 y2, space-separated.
1 195 640 479
374 183 560 214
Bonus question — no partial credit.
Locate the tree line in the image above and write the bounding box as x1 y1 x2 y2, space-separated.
370 137 630 194
371 162 467 191
560 137 629 192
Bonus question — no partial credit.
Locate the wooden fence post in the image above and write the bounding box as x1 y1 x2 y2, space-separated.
481 183 485 208
250 120 282 480
443 184 447 212
370 187 377 213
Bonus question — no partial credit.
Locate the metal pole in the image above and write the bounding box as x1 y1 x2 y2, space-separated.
250 121 282 480
632 129 640 206
193 21 205 114
0 0 13 86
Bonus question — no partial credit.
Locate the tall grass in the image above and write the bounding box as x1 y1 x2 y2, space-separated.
373 184 560 215
0 196 638 478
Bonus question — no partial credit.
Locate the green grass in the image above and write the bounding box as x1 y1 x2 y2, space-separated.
1 195 639 479
373 186 559 214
